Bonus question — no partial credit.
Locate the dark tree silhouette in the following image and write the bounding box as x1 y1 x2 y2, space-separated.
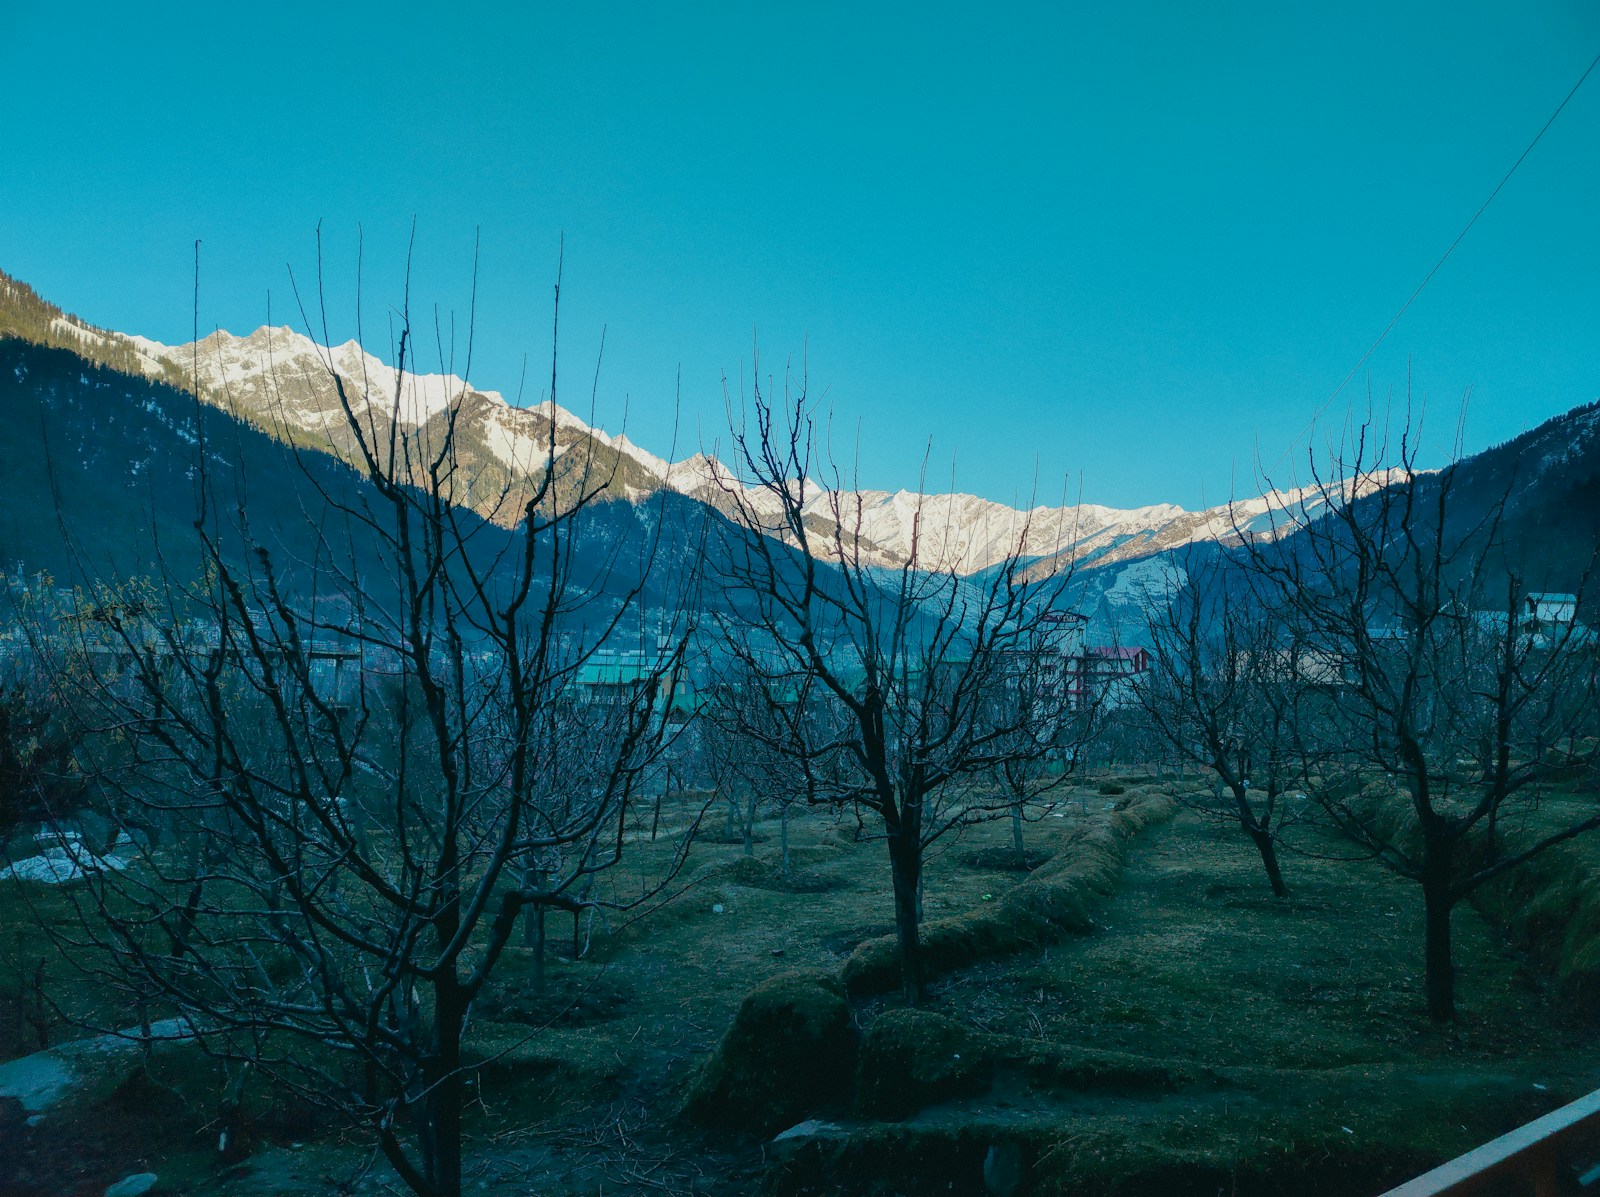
706 364 1087 1004
1135 553 1316 897
39 259 703 1197
1247 417 1600 1021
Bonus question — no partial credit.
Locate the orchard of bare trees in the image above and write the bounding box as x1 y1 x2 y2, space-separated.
702 365 1095 1005
1134 416 1600 1021
6 251 1599 1197
6 285 1104 1195
17 267 710 1197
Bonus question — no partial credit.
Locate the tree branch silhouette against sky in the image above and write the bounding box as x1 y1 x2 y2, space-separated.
2 1 1597 508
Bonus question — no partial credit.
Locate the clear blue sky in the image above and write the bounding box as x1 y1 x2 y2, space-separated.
3 2 1597 509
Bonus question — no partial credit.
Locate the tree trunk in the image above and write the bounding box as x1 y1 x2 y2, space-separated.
1249 828 1288 898
577 906 596 959
1011 802 1026 869
528 902 547 996
519 865 543 949
780 803 791 875
886 827 924 1005
1422 863 1456 1023
421 980 466 1197
1230 781 1287 899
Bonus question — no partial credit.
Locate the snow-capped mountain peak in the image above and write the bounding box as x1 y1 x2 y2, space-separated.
117 322 1398 574
0 264 1405 579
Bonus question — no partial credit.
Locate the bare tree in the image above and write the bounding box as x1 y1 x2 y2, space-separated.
0 579 87 838
38 260 704 1197
706 366 1086 1004
985 612 1093 870
700 657 823 869
1134 552 1314 897
1247 416 1600 1021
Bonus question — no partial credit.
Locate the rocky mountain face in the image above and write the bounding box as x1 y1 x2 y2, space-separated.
123 316 1271 574
0 268 1392 582
1440 400 1600 594
0 336 712 637
3 267 1596 635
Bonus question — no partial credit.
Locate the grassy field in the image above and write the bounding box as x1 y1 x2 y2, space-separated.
2 776 1597 1196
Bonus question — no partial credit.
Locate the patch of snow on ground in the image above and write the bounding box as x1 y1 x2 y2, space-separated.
0 1018 199 1112
2 843 127 885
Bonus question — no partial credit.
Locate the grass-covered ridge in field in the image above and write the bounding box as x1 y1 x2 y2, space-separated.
3 775 1597 1196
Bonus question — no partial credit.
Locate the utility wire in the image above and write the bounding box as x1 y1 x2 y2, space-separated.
1272 45 1600 474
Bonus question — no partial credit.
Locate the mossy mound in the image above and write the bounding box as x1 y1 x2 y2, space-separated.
771 1067 1555 1197
1474 813 1600 1014
842 797 1174 995
766 1120 1026 1197
1003 822 1124 929
816 826 866 848
1110 792 1178 829
1030 1124 1428 1197
855 1008 996 1120
680 969 857 1136
1026 1073 1556 1197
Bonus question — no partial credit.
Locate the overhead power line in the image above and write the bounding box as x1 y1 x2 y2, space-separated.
1273 44 1600 473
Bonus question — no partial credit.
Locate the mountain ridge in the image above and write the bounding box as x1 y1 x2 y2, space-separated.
0 267 1525 582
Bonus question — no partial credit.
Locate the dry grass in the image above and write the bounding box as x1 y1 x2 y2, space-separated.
5 773 1598 1196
